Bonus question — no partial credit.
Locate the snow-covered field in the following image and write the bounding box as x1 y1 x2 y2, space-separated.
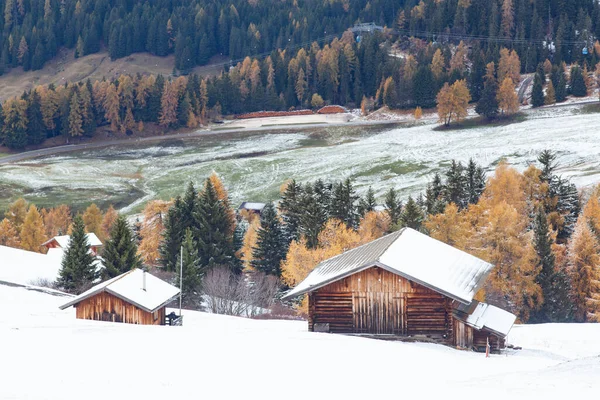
1 283 599 400
1 103 599 212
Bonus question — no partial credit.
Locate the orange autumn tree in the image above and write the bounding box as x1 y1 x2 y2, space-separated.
20 205 46 252
42 205 72 238
5 198 29 231
465 162 541 321
100 205 119 242
0 218 21 247
282 213 389 312
241 218 260 270
424 202 469 250
82 203 103 237
208 172 236 234
138 200 171 265
436 79 471 126
569 191 600 322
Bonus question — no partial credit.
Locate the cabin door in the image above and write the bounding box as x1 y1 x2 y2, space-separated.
352 293 405 334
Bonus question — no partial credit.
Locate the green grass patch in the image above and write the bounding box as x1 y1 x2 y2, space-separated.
0 152 9 158
574 103 600 115
353 161 427 179
212 126 243 131
261 122 322 127
433 113 527 131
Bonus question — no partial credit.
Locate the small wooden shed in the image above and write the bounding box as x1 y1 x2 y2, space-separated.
42 233 103 256
59 269 180 325
282 228 516 351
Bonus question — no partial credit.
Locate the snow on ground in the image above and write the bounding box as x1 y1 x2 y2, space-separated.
1 283 599 400
223 112 355 129
1 102 600 213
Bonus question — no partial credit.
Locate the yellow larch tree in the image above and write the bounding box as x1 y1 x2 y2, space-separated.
20 205 46 252
430 49 445 79
138 200 171 265
5 198 29 231
357 211 390 241
497 77 519 115
100 205 119 242
498 48 521 85
0 218 21 247
568 215 600 322
82 203 103 237
208 172 236 234
241 218 260 270
42 204 72 237
436 79 471 126
424 203 469 250
414 106 423 120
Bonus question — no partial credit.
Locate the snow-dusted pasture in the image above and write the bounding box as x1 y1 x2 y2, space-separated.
1 104 599 212
1 283 599 400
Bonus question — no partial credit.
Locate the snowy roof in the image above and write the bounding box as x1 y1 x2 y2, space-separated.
41 233 103 249
282 228 493 304
238 202 266 211
59 269 180 313
458 301 517 338
0 245 63 286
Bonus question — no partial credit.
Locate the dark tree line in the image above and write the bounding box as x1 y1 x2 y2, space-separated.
2 0 599 75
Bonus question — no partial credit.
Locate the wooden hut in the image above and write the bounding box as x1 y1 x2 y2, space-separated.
282 228 516 351
42 233 103 256
59 269 180 325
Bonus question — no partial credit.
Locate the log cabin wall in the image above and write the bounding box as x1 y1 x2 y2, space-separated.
310 266 453 339
74 291 165 325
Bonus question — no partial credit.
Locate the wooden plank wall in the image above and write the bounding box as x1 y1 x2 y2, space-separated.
74 291 165 325
311 266 453 338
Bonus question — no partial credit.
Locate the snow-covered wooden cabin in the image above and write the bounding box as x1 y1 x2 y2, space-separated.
238 202 266 216
282 228 516 351
42 233 103 256
59 269 180 325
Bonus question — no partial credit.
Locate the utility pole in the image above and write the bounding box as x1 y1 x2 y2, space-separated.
179 245 183 317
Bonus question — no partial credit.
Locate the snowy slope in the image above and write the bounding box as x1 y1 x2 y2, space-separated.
1 283 599 400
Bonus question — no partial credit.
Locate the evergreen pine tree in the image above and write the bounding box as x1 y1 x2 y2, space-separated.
444 160 468 209
298 183 327 249
159 196 185 271
570 65 587 97
384 188 403 228
531 73 545 107
194 178 239 272
251 203 287 276
176 228 202 307
530 208 558 322
57 215 97 293
401 196 424 231
476 73 499 118
358 186 377 217
466 158 486 204
26 91 45 145
313 179 332 219
279 179 303 243
538 150 557 184
102 215 142 280
330 178 358 228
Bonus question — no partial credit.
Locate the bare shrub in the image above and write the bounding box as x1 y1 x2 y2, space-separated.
28 278 57 289
203 267 279 317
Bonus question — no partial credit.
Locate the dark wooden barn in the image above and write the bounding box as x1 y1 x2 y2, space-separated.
59 268 180 325
282 228 516 351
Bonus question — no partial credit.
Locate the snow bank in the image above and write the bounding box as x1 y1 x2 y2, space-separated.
1 284 599 400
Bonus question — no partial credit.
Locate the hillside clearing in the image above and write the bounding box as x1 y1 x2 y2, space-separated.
1 283 598 400
0 48 227 102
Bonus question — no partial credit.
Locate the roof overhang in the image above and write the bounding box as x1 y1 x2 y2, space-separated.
281 261 473 304
60 287 179 313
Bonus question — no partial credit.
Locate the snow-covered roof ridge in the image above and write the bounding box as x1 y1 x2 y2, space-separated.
42 233 103 249
59 269 180 313
282 228 493 304
457 301 517 338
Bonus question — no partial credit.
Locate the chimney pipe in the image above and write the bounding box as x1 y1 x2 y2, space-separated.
142 268 147 291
